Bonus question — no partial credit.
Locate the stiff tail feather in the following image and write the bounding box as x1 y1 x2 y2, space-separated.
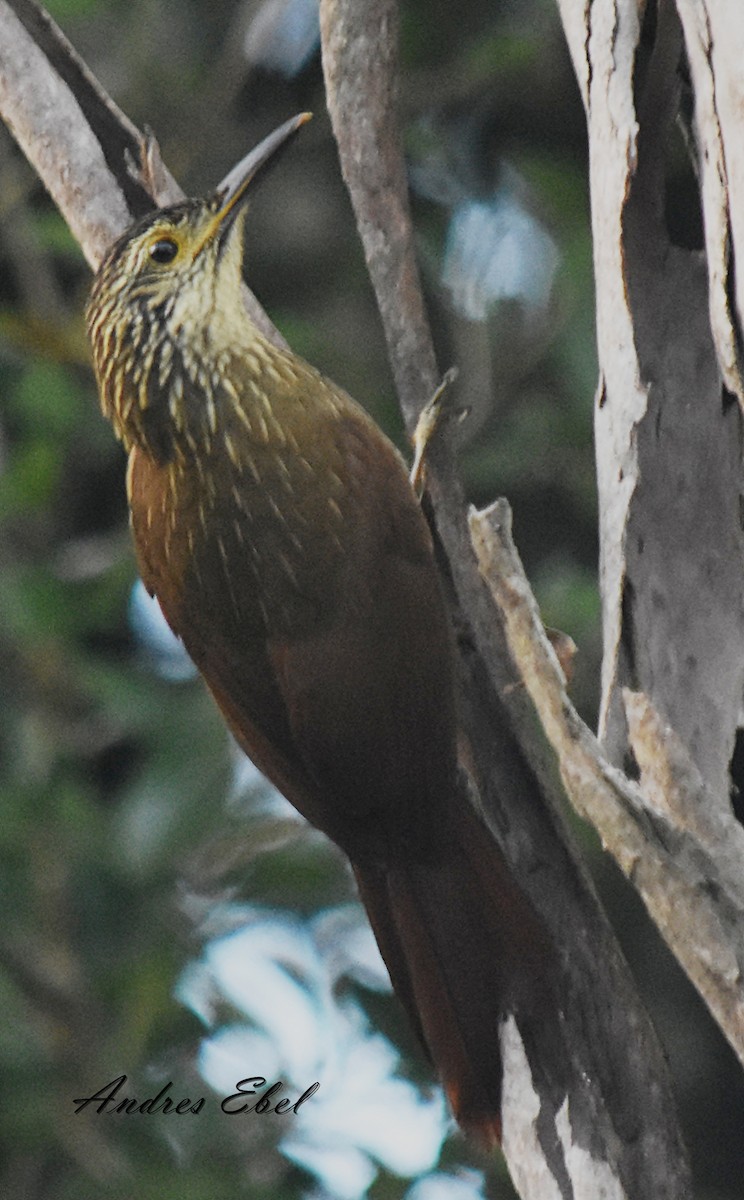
353 798 554 1144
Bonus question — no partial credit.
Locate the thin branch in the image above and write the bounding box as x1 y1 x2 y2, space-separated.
319 0 438 428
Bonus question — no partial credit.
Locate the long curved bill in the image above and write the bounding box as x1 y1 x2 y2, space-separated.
213 112 312 229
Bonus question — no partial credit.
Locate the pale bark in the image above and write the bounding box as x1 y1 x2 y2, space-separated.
552 0 744 1108
676 0 744 401
471 498 744 1068
557 0 744 802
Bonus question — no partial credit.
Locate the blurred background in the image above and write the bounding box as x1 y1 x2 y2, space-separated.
0 0 741 1196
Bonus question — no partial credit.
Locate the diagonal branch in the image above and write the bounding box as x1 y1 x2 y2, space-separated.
0 0 285 342
0 0 160 266
471 497 744 1066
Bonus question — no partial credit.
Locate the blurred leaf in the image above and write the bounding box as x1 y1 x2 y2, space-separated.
44 0 101 17
0 439 59 514
11 358 87 431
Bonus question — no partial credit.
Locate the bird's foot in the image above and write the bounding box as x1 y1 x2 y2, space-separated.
410 367 465 495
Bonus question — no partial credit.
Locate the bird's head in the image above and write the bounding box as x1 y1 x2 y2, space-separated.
86 113 310 453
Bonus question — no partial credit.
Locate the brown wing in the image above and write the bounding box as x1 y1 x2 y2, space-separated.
128 418 457 862
265 537 457 863
261 407 458 863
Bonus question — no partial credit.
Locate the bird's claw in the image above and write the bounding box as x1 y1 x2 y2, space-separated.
410 367 466 495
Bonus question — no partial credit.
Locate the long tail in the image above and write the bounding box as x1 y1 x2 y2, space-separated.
352 798 555 1144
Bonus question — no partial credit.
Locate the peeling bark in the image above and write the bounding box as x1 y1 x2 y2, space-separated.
471 498 744 1069
559 0 744 802
676 0 744 399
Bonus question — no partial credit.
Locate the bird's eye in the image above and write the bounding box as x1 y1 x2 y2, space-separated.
149 237 179 264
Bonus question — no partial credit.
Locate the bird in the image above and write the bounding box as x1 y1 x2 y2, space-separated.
86 113 552 1145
